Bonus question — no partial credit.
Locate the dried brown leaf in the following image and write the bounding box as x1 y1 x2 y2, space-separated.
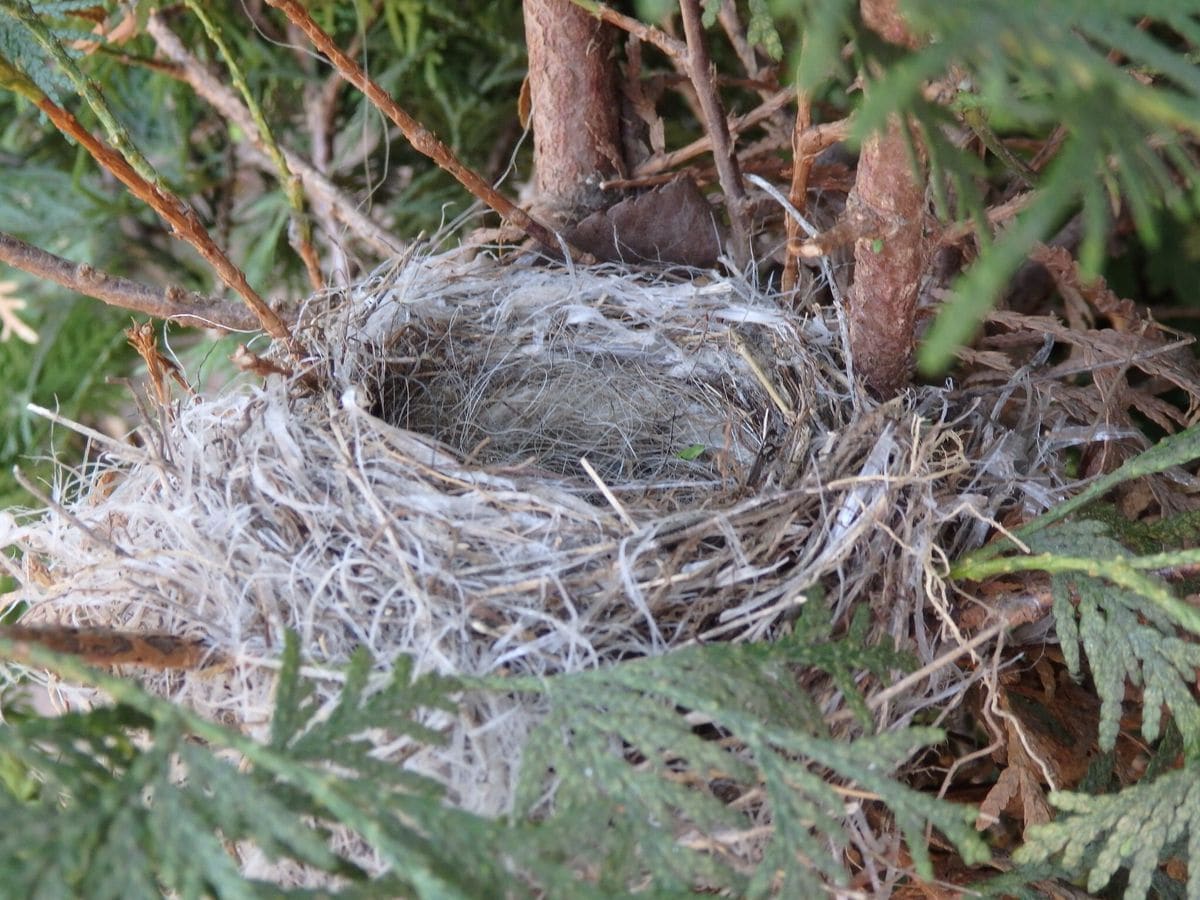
566 177 724 267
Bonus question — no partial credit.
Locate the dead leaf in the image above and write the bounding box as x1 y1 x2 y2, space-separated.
126 319 192 409
977 755 1053 831
565 177 724 267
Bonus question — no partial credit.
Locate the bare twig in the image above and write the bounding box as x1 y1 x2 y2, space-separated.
633 88 791 176
182 0 324 291
679 0 749 265
780 114 858 264
0 230 264 331
568 0 686 58
937 190 1035 245
32 94 290 340
264 0 585 263
782 90 812 292
146 12 403 260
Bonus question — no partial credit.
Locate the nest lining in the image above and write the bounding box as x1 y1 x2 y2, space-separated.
0 246 1081 871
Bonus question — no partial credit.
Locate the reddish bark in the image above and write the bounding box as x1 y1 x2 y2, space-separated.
846 0 928 396
846 120 926 395
523 0 624 220
860 0 922 49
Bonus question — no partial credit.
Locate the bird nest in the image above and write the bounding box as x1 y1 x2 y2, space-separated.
2 245 1128 881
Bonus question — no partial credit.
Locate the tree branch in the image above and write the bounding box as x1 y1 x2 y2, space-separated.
567 0 686 58
0 230 265 331
679 0 749 266
32 95 289 340
632 88 791 177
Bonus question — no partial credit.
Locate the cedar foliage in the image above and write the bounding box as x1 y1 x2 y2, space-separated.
0 619 988 897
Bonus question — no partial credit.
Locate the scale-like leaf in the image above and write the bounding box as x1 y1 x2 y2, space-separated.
0 633 515 898
1016 764 1200 899
1028 521 1200 755
504 617 986 897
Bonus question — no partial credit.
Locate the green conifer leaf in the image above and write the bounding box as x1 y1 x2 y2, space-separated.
1028 522 1200 755
0 634 519 898
504 617 986 896
746 0 783 61
1015 764 1200 899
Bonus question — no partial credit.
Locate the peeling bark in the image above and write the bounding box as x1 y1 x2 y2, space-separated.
523 0 624 221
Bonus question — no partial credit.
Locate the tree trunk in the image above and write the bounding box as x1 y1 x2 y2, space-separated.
846 0 927 396
523 0 624 222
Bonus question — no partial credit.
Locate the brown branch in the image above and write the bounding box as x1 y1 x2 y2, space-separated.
782 90 812 292
0 230 264 331
679 0 748 265
0 625 217 670
843 0 928 396
783 114 856 264
568 0 686 58
633 87 792 177
792 203 887 260
264 0 585 263
34 95 290 341
937 190 1035 245
145 12 403 261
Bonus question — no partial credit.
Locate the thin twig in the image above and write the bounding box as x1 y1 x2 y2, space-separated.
783 89 812 292
867 623 1005 711
782 116 856 264
146 13 403 260
182 0 324 291
0 230 265 331
679 0 749 266
938 190 1035 245
264 0 586 264
568 0 686 58
31 95 290 340
26 402 148 460
633 87 792 177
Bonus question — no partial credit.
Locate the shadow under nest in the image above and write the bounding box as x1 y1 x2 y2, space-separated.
2 243 1143 864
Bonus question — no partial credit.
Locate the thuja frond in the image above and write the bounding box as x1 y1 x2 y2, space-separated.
0 0 164 185
955 427 1200 755
0 633 520 898
957 423 1200 565
501 610 987 897
0 0 90 102
1013 763 1200 899
1031 520 1200 754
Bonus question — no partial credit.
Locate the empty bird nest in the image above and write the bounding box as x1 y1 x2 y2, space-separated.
2 242 1197 886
